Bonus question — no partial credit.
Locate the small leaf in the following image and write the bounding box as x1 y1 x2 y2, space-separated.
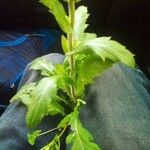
41 135 60 150
55 64 73 90
40 0 71 33
10 83 36 106
73 6 89 45
28 130 41 145
69 37 136 68
31 57 55 76
82 33 97 41
61 35 69 53
58 113 71 128
72 6 97 48
67 124 101 150
48 101 65 116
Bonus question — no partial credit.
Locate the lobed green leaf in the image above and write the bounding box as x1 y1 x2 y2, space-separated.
31 57 55 76
40 0 71 33
58 109 101 150
28 130 42 145
73 6 97 47
73 6 89 43
68 37 136 68
10 83 36 106
26 77 61 128
48 101 65 116
75 55 113 96
55 64 73 90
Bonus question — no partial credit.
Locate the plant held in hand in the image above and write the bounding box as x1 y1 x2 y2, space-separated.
11 0 135 149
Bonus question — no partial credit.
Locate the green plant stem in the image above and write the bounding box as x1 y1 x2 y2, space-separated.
56 96 71 106
58 125 68 139
38 125 68 139
38 127 59 137
68 0 76 104
40 126 68 150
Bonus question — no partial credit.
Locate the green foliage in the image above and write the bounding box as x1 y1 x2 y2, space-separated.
26 77 63 128
68 37 135 68
61 35 69 53
31 57 55 76
11 83 36 106
55 64 73 90
41 135 60 150
40 0 71 33
59 107 100 150
28 130 42 145
73 6 89 43
75 55 113 96
73 6 97 46
11 0 136 149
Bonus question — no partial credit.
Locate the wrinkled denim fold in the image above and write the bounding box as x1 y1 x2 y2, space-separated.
79 63 150 150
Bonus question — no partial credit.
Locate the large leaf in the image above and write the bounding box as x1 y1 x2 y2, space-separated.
68 37 136 68
40 0 71 33
10 83 36 106
75 55 113 96
31 57 55 76
58 109 101 150
26 77 63 128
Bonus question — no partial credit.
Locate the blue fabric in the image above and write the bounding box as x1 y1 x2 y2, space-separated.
0 28 61 49
0 36 28 47
0 29 61 112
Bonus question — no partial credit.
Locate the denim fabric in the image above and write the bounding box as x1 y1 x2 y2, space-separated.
0 54 150 150
79 64 150 150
